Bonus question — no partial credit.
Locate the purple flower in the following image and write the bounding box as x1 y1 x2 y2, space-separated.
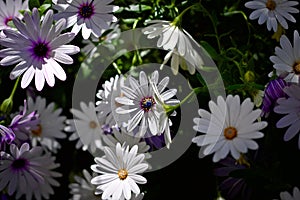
214 156 252 200
0 125 15 145
261 78 288 117
9 100 40 142
144 133 165 151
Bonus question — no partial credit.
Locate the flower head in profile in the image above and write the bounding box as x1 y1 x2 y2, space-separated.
261 78 288 117
0 0 28 31
91 143 148 200
0 143 61 200
245 0 299 32
192 95 268 162
142 20 203 75
274 84 300 149
275 187 300 200
270 30 300 84
0 8 80 91
53 0 119 39
15 96 67 153
69 101 107 153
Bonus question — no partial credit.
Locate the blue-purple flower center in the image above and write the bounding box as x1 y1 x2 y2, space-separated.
4 16 13 26
140 97 155 112
78 3 94 19
33 42 49 59
11 158 28 171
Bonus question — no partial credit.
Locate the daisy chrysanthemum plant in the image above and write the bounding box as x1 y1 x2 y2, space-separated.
245 0 299 32
14 96 67 153
115 70 178 148
0 143 61 200
270 30 300 83
53 0 119 40
0 8 80 91
142 20 203 75
91 143 148 200
69 101 107 153
192 95 268 162
274 84 300 149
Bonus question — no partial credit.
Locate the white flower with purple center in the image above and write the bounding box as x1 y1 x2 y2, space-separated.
53 0 119 40
91 143 148 200
0 143 61 200
0 0 28 31
274 84 300 149
192 95 268 162
245 0 299 32
270 30 300 83
0 8 80 91
115 71 176 138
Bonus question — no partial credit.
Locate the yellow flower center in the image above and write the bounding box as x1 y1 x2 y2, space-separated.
224 126 237 140
89 121 97 129
266 0 276 10
118 169 128 180
293 62 300 74
31 124 42 137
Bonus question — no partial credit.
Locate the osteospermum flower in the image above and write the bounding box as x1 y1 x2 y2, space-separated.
192 95 268 162
115 70 177 138
274 84 300 149
0 143 61 200
18 96 67 153
91 143 148 200
0 0 28 31
276 187 300 200
245 0 299 32
270 30 300 83
53 0 119 39
70 101 106 153
0 8 80 91
142 20 203 75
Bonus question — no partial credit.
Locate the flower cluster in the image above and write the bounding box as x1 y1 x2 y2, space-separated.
0 0 299 199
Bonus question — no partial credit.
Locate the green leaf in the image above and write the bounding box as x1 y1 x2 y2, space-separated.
200 40 219 60
122 18 138 24
38 4 51 14
125 4 152 12
29 0 40 10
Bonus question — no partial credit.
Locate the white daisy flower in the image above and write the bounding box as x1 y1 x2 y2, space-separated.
96 74 128 127
270 30 300 83
0 8 80 91
245 0 299 32
142 20 203 75
0 143 61 200
274 84 300 149
192 95 268 162
276 187 300 200
53 0 119 40
69 169 102 200
0 0 28 31
115 70 176 138
21 96 67 153
91 143 148 200
70 101 106 153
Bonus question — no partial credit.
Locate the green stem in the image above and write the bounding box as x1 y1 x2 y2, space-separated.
9 77 20 100
172 3 199 26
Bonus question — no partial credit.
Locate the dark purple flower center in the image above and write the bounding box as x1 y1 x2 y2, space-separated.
78 3 94 19
266 0 276 10
4 16 13 26
11 158 28 171
140 97 155 112
33 42 49 59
